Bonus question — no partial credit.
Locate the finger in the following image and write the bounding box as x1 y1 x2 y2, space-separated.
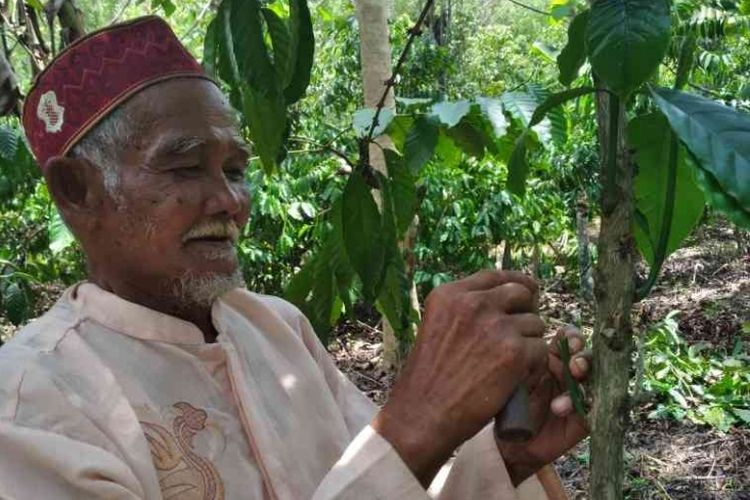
456 270 539 295
551 394 573 417
479 282 535 313
504 313 546 339
570 350 593 381
549 325 585 355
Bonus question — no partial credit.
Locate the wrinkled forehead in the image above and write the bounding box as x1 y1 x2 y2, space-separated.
120 78 243 151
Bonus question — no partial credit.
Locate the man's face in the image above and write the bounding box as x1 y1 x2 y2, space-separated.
90 79 251 300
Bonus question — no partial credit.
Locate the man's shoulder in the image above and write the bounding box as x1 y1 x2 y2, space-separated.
0 291 79 418
3 291 77 353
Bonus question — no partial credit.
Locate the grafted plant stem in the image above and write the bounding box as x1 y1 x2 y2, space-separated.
590 88 635 499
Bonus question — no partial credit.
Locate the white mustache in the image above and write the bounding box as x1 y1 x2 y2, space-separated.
182 220 240 243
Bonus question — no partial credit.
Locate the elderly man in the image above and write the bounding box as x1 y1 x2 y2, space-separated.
1 16 590 500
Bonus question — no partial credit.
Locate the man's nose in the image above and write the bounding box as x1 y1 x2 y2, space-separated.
204 174 246 218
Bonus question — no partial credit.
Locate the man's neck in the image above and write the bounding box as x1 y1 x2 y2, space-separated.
90 275 220 343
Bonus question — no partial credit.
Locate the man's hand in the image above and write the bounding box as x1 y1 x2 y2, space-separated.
371 271 549 487
496 326 591 486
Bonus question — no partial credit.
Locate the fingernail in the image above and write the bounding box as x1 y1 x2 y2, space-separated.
552 395 572 416
574 357 588 373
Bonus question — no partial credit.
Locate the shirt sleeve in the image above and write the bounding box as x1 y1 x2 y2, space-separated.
0 420 144 500
293 310 552 500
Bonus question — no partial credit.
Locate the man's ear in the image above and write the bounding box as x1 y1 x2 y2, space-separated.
43 156 107 215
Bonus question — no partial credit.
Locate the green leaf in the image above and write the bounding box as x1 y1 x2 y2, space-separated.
507 132 529 196
649 86 750 219
48 210 75 255
353 108 395 138
557 9 590 86
0 127 18 161
404 116 439 173
385 115 414 152
502 90 564 146
430 100 472 128
733 408 750 424
262 8 293 87
694 166 750 229
587 0 672 97
284 0 315 104
385 151 419 235
342 172 385 300
240 84 287 173
476 97 509 138
528 86 596 129
26 0 44 10
228 0 277 90
628 113 705 266
3 282 29 326
445 106 498 159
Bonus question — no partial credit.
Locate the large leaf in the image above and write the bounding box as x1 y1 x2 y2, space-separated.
404 116 439 173
587 0 672 97
650 86 750 220
507 132 529 196
353 108 395 137
0 126 18 161
628 113 705 266
476 97 509 138
342 172 385 300
228 0 276 90
558 9 590 86
385 151 419 235
240 84 287 173
502 90 563 146
285 0 315 104
261 8 293 87
430 100 472 128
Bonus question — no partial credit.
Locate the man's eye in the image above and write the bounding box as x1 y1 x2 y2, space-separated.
225 168 246 182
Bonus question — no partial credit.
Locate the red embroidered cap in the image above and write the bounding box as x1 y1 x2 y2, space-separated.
23 16 214 170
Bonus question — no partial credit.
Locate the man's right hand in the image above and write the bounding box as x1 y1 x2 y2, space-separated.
371 271 548 487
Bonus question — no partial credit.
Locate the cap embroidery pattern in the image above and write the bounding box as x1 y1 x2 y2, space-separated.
36 91 65 134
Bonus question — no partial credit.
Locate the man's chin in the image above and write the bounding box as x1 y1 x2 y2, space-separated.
170 269 245 309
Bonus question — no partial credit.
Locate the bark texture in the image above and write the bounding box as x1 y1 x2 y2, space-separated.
576 192 593 301
589 90 636 499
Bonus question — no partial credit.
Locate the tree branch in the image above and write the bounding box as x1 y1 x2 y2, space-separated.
364 0 436 142
506 0 549 16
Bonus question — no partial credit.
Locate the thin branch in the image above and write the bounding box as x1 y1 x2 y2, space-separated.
289 135 357 169
110 0 134 25
364 0 436 142
506 0 549 16
182 0 214 40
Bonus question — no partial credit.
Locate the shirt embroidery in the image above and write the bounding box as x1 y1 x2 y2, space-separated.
139 402 225 500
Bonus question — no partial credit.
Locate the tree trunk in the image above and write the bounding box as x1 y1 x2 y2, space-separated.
589 89 636 499
354 0 419 372
576 191 593 301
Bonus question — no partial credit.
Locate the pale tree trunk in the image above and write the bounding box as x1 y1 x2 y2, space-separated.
354 0 419 372
589 88 636 499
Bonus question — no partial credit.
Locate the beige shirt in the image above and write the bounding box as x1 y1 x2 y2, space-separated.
0 283 548 499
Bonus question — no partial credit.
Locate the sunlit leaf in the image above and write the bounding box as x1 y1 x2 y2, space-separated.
353 108 395 137
430 100 472 128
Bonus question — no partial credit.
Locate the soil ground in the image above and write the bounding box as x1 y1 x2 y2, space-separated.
330 220 750 499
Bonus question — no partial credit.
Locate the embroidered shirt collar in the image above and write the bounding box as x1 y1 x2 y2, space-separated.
68 282 211 345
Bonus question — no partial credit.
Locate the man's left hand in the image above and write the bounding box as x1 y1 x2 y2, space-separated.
496 326 591 486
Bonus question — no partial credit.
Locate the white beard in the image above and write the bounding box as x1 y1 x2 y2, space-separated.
172 268 246 309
